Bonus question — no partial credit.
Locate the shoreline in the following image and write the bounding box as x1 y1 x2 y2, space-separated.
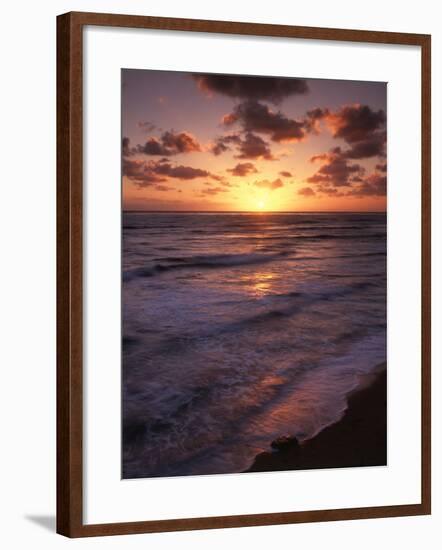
246 365 387 473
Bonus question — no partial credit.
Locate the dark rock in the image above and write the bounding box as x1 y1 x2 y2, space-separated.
271 435 300 452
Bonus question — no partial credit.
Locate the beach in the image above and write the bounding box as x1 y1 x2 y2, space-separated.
247 365 387 473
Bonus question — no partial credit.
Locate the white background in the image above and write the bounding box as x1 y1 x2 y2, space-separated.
0 0 440 548
84 27 421 524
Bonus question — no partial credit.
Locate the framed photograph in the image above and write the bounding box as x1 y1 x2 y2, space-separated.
57 11 431 537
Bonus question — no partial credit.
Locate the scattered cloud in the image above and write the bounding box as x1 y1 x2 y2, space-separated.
326 104 386 144
279 170 293 178
123 157 219 187
210 173 230 184
138 121 157 133
310 170 386 199
302 103 387 160
236 132 276 160
153 161 210 180
222 100 307 143
136 130 202 156
155 185 175 192
347 173 386 197
316 186 346 198
307 141 387 198
342 131 386 159
253 178 284 190
313 104 387 159
307 147 365 187
304 107 330 134
227 162 258 177
192 74 309 103
122 137 132 157
211 132 276 160
122 157 166 186
200 186 229 196
211 134 242 156
297 186 315 197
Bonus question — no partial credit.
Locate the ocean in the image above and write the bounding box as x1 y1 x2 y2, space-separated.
122 212 386 478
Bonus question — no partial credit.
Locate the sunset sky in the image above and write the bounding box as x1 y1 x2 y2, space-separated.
122 70 386 212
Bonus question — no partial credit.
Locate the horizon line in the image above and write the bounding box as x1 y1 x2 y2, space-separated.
122 209 387 214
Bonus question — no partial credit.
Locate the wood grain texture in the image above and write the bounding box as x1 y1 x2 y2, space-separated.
56 11 431 537
57 12 83 538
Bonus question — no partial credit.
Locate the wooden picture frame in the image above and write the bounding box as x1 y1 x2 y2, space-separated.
57 11 431 537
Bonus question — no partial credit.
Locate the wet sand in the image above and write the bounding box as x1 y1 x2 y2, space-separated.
246 366 387 473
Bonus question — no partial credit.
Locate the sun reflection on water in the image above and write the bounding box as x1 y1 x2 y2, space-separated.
243 271 275 297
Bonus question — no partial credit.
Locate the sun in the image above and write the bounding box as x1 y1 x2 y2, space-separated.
257 199 265 210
